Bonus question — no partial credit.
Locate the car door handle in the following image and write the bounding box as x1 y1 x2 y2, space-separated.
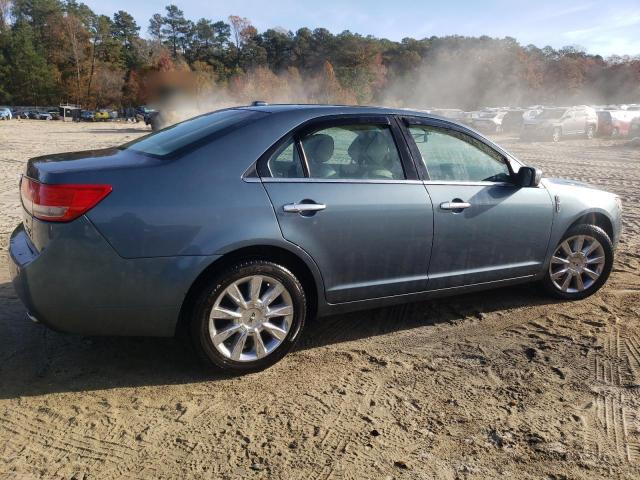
440 201 471 210
283 202 327 213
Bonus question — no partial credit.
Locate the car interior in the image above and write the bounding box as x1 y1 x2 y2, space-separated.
268 124 405 180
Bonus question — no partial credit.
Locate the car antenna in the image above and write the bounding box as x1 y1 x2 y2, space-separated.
251 100 268 106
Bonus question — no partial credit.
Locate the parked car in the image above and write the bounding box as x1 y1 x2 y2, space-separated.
523 106 543 121
471 110 508 133
596 110 614 137
521 106 597 142
596 110 640 138
136 105 156 123
629 117 640 138
0 106 11 120
501 109 526 133
146 110 161 130
34 112 53 120
610 110 640 137
9 105 622 373
80 110 95 122
47 110 60 120
95 109 111 121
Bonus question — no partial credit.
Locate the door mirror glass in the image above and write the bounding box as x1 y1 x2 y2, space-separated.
516 166 542 187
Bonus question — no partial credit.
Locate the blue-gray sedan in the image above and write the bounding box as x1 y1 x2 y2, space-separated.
8 105 622 372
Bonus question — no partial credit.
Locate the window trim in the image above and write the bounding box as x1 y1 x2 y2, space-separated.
398 115 521 184
255 114 419 182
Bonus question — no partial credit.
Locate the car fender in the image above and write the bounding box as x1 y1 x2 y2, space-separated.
213 236 326 310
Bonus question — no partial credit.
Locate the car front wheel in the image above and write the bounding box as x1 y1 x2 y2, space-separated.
190 260 307 373
543 224 613 300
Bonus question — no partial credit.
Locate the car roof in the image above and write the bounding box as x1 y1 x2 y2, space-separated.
237 103 447 120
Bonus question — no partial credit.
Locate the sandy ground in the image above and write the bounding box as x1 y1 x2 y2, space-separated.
0 120 639 479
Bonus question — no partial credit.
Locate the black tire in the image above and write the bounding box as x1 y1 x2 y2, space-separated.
542 224 614 300
190 260 307 374
552 127 562 143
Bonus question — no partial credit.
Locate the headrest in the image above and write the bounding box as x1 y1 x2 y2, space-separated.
303 134 334 163
348 130 390 166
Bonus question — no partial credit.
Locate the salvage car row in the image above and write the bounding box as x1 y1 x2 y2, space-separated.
0 105 158 123
428 104 640 142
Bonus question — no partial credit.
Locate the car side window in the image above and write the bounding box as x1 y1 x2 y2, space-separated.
267 138 305 178
300 124 405 180
407 125 511 182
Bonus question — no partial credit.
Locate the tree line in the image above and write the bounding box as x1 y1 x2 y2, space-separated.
0 0 639 110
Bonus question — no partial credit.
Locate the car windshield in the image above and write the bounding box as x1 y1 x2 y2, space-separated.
121 109 266 157
538 109 566 119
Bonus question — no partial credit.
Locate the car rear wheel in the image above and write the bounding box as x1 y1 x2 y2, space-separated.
542 224 613 300
552 127 562 142
190 260 307 373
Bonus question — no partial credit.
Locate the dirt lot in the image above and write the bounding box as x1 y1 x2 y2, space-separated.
0 120 639 479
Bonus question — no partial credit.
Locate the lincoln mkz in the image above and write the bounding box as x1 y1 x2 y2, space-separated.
9 105 622 372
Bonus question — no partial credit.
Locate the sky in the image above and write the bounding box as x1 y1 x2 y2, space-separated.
85 0 640 57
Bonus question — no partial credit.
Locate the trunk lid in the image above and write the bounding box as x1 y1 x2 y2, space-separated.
26 147 163 184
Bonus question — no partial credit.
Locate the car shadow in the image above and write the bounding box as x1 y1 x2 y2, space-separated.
0 280 558 399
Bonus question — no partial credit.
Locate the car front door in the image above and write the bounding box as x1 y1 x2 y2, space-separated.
401 117 554 289
259 116 434 303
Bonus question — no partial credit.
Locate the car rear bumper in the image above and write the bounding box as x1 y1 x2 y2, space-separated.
8 218 217 337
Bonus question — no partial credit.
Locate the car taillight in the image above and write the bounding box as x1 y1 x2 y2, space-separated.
20 177 112 222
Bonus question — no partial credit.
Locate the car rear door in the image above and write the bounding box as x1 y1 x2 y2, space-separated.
400 116 554 289
259 115 434 303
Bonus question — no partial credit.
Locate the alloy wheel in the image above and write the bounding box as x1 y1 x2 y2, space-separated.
549 235 605 293
208 275 294 362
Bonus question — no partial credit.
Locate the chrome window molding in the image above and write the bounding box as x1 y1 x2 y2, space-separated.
260 177 424 185
422 180 513 187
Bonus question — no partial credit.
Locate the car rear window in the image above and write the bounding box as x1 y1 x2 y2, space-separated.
122 109 265 157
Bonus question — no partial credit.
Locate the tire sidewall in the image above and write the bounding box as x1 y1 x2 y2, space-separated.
191 261 307 374
543 224 614 300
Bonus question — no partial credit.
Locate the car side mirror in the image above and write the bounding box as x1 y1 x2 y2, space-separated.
516 166 542 187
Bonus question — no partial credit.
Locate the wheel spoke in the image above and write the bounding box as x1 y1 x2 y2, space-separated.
211 306 242 320
266 304 293 318
212 324 242 346
226 282 248 309
583 267 600 280
560 241 573 256
584 240 600 256
551 268 568 280
573 236 585 253
230 330 248 360
587 255 605 265
253 331 267 358
560 272 573 291
249 276 262 303
263 321 287 341
575 273 585 291
261 284 284 306
551 256 570 265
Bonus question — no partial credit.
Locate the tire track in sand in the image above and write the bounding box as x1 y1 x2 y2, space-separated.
586 325 640 464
